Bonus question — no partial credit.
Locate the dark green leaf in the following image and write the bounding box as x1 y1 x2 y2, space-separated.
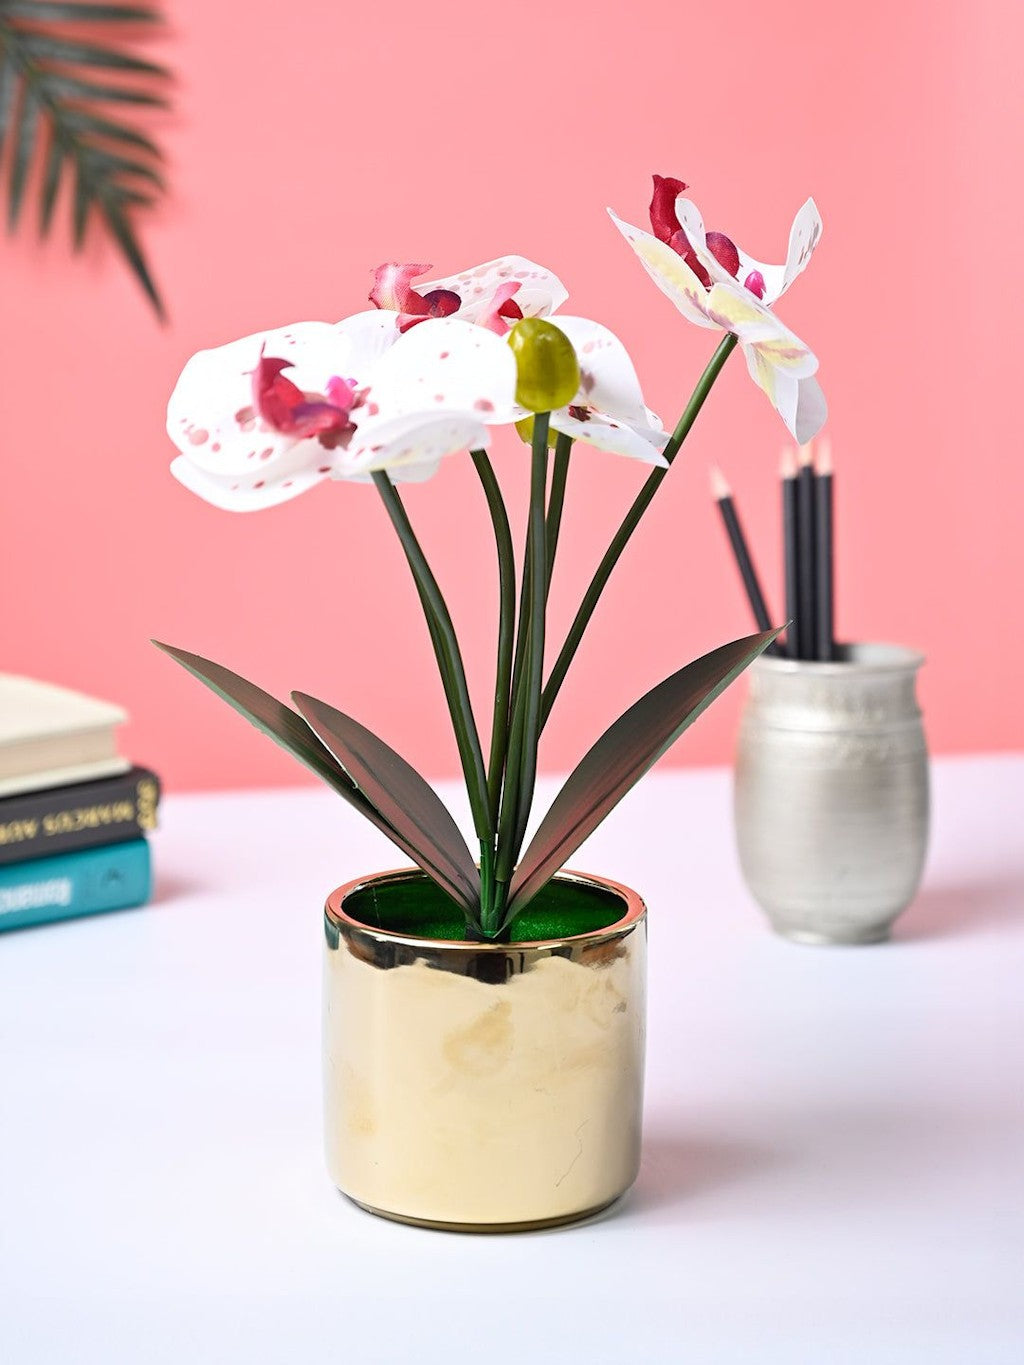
1 3 160 21
71 158 89 243
39 135 63 232
18 35 169 78
506 628 782 919
62 109 162 158
7 84 39 228
0 54 16 159
111 186 154 207
293 691 481 911
0 8 169 315
94 150 164 185
97 194 163 316
41 73 168 106
152 643 479 915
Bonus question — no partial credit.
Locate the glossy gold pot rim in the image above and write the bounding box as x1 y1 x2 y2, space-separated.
324 866 646 953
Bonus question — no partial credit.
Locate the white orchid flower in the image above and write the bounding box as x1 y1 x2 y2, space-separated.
167 312 517 511
332 313 519 481
609 176 827 444
670 192 822 307
543 317 669 465
369 255 568 335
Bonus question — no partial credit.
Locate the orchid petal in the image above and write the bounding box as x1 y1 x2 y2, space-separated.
607 209 719 330
551 408 668 465
550 316 654 428
791 375 828 444
477 280 524 334
369 262 433 313
744 344 792 430
331 309 403 365
170 452 332 512
677 197 824 307
649 174 689 242
736 197 823 305
337 410 491 483
779 198 823 295
704 283 818 378
679 196 823 306
424 256 568 324
673 198 740 287
167 323 350 482
364 317 519 425
742 347 827 442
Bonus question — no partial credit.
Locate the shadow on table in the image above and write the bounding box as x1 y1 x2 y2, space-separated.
570 1130 782 1232
895 877 1024 942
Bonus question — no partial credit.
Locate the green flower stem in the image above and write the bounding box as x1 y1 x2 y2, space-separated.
512 412 551 858
545 432 572 594
470 450 517 832
539 333 738 728
478 836 496 932
493 413 551 917
493 630 528 916
492 555 534 912
371 472 492 849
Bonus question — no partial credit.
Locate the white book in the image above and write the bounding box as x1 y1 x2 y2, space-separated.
0 675 129 799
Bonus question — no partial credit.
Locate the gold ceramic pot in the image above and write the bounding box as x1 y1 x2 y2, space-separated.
323 868 647 1232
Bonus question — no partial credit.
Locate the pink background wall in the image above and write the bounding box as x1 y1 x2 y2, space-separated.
3 0 1020 793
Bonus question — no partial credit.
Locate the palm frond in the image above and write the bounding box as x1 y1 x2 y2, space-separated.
0 0 170 318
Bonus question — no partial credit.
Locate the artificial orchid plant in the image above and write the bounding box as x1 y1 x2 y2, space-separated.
157 177 825 941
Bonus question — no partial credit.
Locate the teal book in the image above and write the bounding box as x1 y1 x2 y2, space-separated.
0 839 151 933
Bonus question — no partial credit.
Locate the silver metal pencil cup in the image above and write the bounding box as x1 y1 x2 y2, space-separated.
734 643 929 945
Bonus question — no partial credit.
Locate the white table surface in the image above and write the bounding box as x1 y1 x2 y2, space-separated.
1 755 1022 1364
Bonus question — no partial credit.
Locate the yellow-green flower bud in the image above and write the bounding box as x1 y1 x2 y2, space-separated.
507 318 580 413
514 416 562 448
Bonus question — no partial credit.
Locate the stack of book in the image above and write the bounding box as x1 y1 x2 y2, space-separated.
0 675 159 933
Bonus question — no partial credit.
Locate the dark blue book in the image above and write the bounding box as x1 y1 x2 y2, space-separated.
0 766 160 866
0 839 151 933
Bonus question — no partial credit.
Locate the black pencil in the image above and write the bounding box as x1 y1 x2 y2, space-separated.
710 465 774 633
796 442 817 661
815 436 835 661
781 448 801 658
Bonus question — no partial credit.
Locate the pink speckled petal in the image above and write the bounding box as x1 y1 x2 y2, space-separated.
477 280 524 334
369 262 434 313
365 317 519 425
424 256 569 324
550 408 668 465
170 453 332 512
332 309 402 367
166 322 348 483
335 410 491 483
549 316 656 429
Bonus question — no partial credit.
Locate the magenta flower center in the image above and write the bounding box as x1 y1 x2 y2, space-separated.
650 173 752 293
252 350 360 449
